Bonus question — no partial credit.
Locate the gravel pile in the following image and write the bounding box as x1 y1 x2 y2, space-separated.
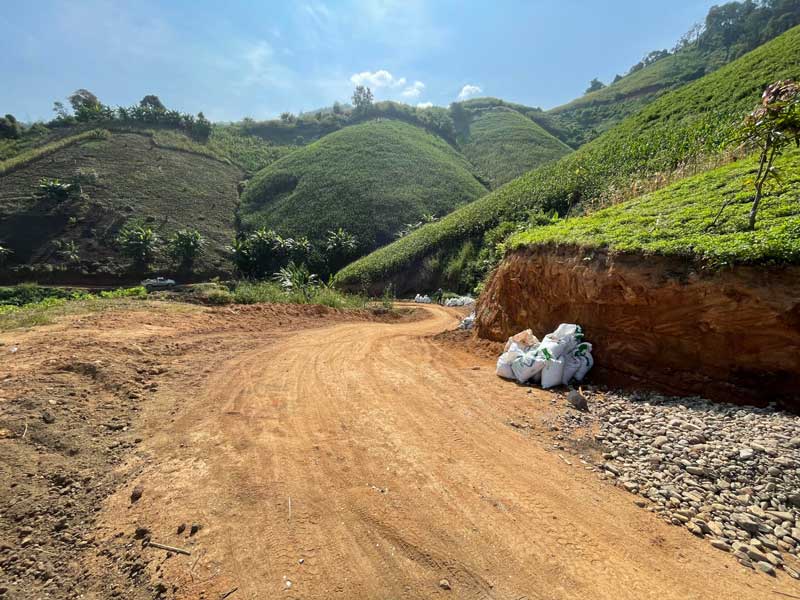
557 390 800 578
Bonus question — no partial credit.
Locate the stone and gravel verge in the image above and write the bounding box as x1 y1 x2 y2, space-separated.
553 389 800 579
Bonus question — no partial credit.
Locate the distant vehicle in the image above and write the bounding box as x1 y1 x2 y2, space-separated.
141 277 176 290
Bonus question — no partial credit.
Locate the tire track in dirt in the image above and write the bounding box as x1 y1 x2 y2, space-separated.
104 304 791 599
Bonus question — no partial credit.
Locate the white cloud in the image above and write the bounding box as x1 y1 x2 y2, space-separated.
401 80 425 98
457 84 482 100
417 102 434 109
350 69 406 88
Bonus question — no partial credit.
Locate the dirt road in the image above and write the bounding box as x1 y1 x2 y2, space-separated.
82 303 790 600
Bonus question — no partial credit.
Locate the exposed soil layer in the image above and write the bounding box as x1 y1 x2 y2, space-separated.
476 245 800 409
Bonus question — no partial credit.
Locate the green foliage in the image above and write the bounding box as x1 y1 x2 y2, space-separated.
459 107 572 187
509 145 800 266
585 78 606 94
140 95 166 111
53 239 81 263
232 279 368 309
336 26 800 289
325 228 358 273
0 114 22 140
734 80 800 229
233 228 310 278
381 283 395 308
0 285 148 331
238 99 456 146
117 224 158 269
168 228 204 270
272 261 320 300
36 177 77 201
240 120 487 253
0 283 146 307
207 125 294 175
1 129 241 279
352 86 374 113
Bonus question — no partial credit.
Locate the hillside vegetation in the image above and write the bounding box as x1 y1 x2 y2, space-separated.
545 0 800 147
240 119 487 251
511 145 800 266
458 107 572 187
336 25 800 293
0 130 242 282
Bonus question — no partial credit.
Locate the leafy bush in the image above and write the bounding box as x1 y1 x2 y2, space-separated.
36 177 76 201
272 262 319 300
168 228 204 271
0 114 22 140
736 79 800 229
117 224 158 269
0 244 12 265
232 228 306 278
53 240 81 263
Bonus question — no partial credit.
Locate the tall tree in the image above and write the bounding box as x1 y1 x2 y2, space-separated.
585 78 606 94
352 86 374 112
140 94 166 111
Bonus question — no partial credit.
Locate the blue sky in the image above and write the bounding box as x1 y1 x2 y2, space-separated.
2 0 719 122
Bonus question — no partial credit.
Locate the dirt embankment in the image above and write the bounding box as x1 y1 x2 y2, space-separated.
476 245 800 409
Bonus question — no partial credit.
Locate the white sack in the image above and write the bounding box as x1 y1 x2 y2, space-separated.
511 351 547 384
496 350 521 380
541 358 565 389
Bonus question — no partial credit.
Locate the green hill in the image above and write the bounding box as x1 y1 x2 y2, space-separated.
335 25 800 294
544 49 708 147
458 106 572 187
543 0 800 148
0 129 242 283
239 119 487 251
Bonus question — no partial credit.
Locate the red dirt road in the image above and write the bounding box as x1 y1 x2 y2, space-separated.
95 303 792 599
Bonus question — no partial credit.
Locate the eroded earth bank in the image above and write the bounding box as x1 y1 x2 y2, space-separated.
476 245 800 410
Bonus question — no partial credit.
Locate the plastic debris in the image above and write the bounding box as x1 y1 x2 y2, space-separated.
496 324 593 388
413 293 432 304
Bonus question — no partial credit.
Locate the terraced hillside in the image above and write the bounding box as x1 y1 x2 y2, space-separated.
336 25 800 294
240 119 487 251
459 106 572 187
0 130 242 283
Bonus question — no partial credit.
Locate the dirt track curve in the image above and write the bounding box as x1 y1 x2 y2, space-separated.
98 304 791 599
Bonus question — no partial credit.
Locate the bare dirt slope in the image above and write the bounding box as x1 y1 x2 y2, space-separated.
2 302 795 599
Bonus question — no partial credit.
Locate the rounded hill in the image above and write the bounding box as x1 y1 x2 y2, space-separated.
239 119 487 250
459 106 572 187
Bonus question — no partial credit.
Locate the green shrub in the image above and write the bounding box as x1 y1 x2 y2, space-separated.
117 224 158 269
168 228 204 271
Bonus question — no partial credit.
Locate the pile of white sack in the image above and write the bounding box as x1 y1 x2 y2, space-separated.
496 323 594 389
459 311 475 330
414 294 432 304
445 295 476 307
